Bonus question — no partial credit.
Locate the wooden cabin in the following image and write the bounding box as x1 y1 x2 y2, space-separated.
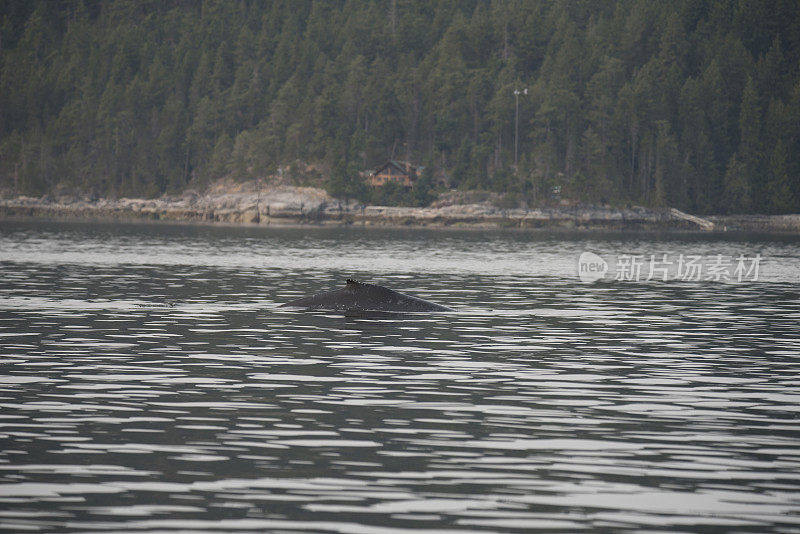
367 160 417 187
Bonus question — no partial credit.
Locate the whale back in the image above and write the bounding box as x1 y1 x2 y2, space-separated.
282 279 451 312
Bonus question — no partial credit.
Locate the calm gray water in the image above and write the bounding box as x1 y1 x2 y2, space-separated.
1 220 799 533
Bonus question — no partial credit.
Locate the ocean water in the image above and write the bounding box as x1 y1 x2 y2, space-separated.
0 220 799 533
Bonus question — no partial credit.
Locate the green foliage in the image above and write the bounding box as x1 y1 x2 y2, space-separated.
0 0 799 213
369 180 404 206
412 164 435 207
327 159 368 203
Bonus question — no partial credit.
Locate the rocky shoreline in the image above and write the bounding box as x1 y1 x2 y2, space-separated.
1 182 798 233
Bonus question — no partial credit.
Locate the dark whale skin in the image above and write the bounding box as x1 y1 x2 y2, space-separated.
281 279 452 312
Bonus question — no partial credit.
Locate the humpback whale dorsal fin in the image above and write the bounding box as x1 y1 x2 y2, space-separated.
283 279 452 312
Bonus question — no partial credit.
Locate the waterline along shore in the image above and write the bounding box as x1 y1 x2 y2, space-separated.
2 185 799 232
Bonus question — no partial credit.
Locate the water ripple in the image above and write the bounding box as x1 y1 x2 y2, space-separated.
0 220 799 532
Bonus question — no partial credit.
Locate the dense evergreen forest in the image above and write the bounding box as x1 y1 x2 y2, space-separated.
1 0 799 213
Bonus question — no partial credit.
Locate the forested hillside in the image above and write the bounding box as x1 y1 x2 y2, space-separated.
1 0 799 213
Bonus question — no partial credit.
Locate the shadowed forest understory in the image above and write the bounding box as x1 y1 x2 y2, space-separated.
1 0 799 214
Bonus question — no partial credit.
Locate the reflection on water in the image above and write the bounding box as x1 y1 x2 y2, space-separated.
0 220 799 532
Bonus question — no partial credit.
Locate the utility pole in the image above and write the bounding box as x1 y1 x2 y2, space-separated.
514 88 527 169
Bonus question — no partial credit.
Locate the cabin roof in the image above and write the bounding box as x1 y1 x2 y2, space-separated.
372 159 415 176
